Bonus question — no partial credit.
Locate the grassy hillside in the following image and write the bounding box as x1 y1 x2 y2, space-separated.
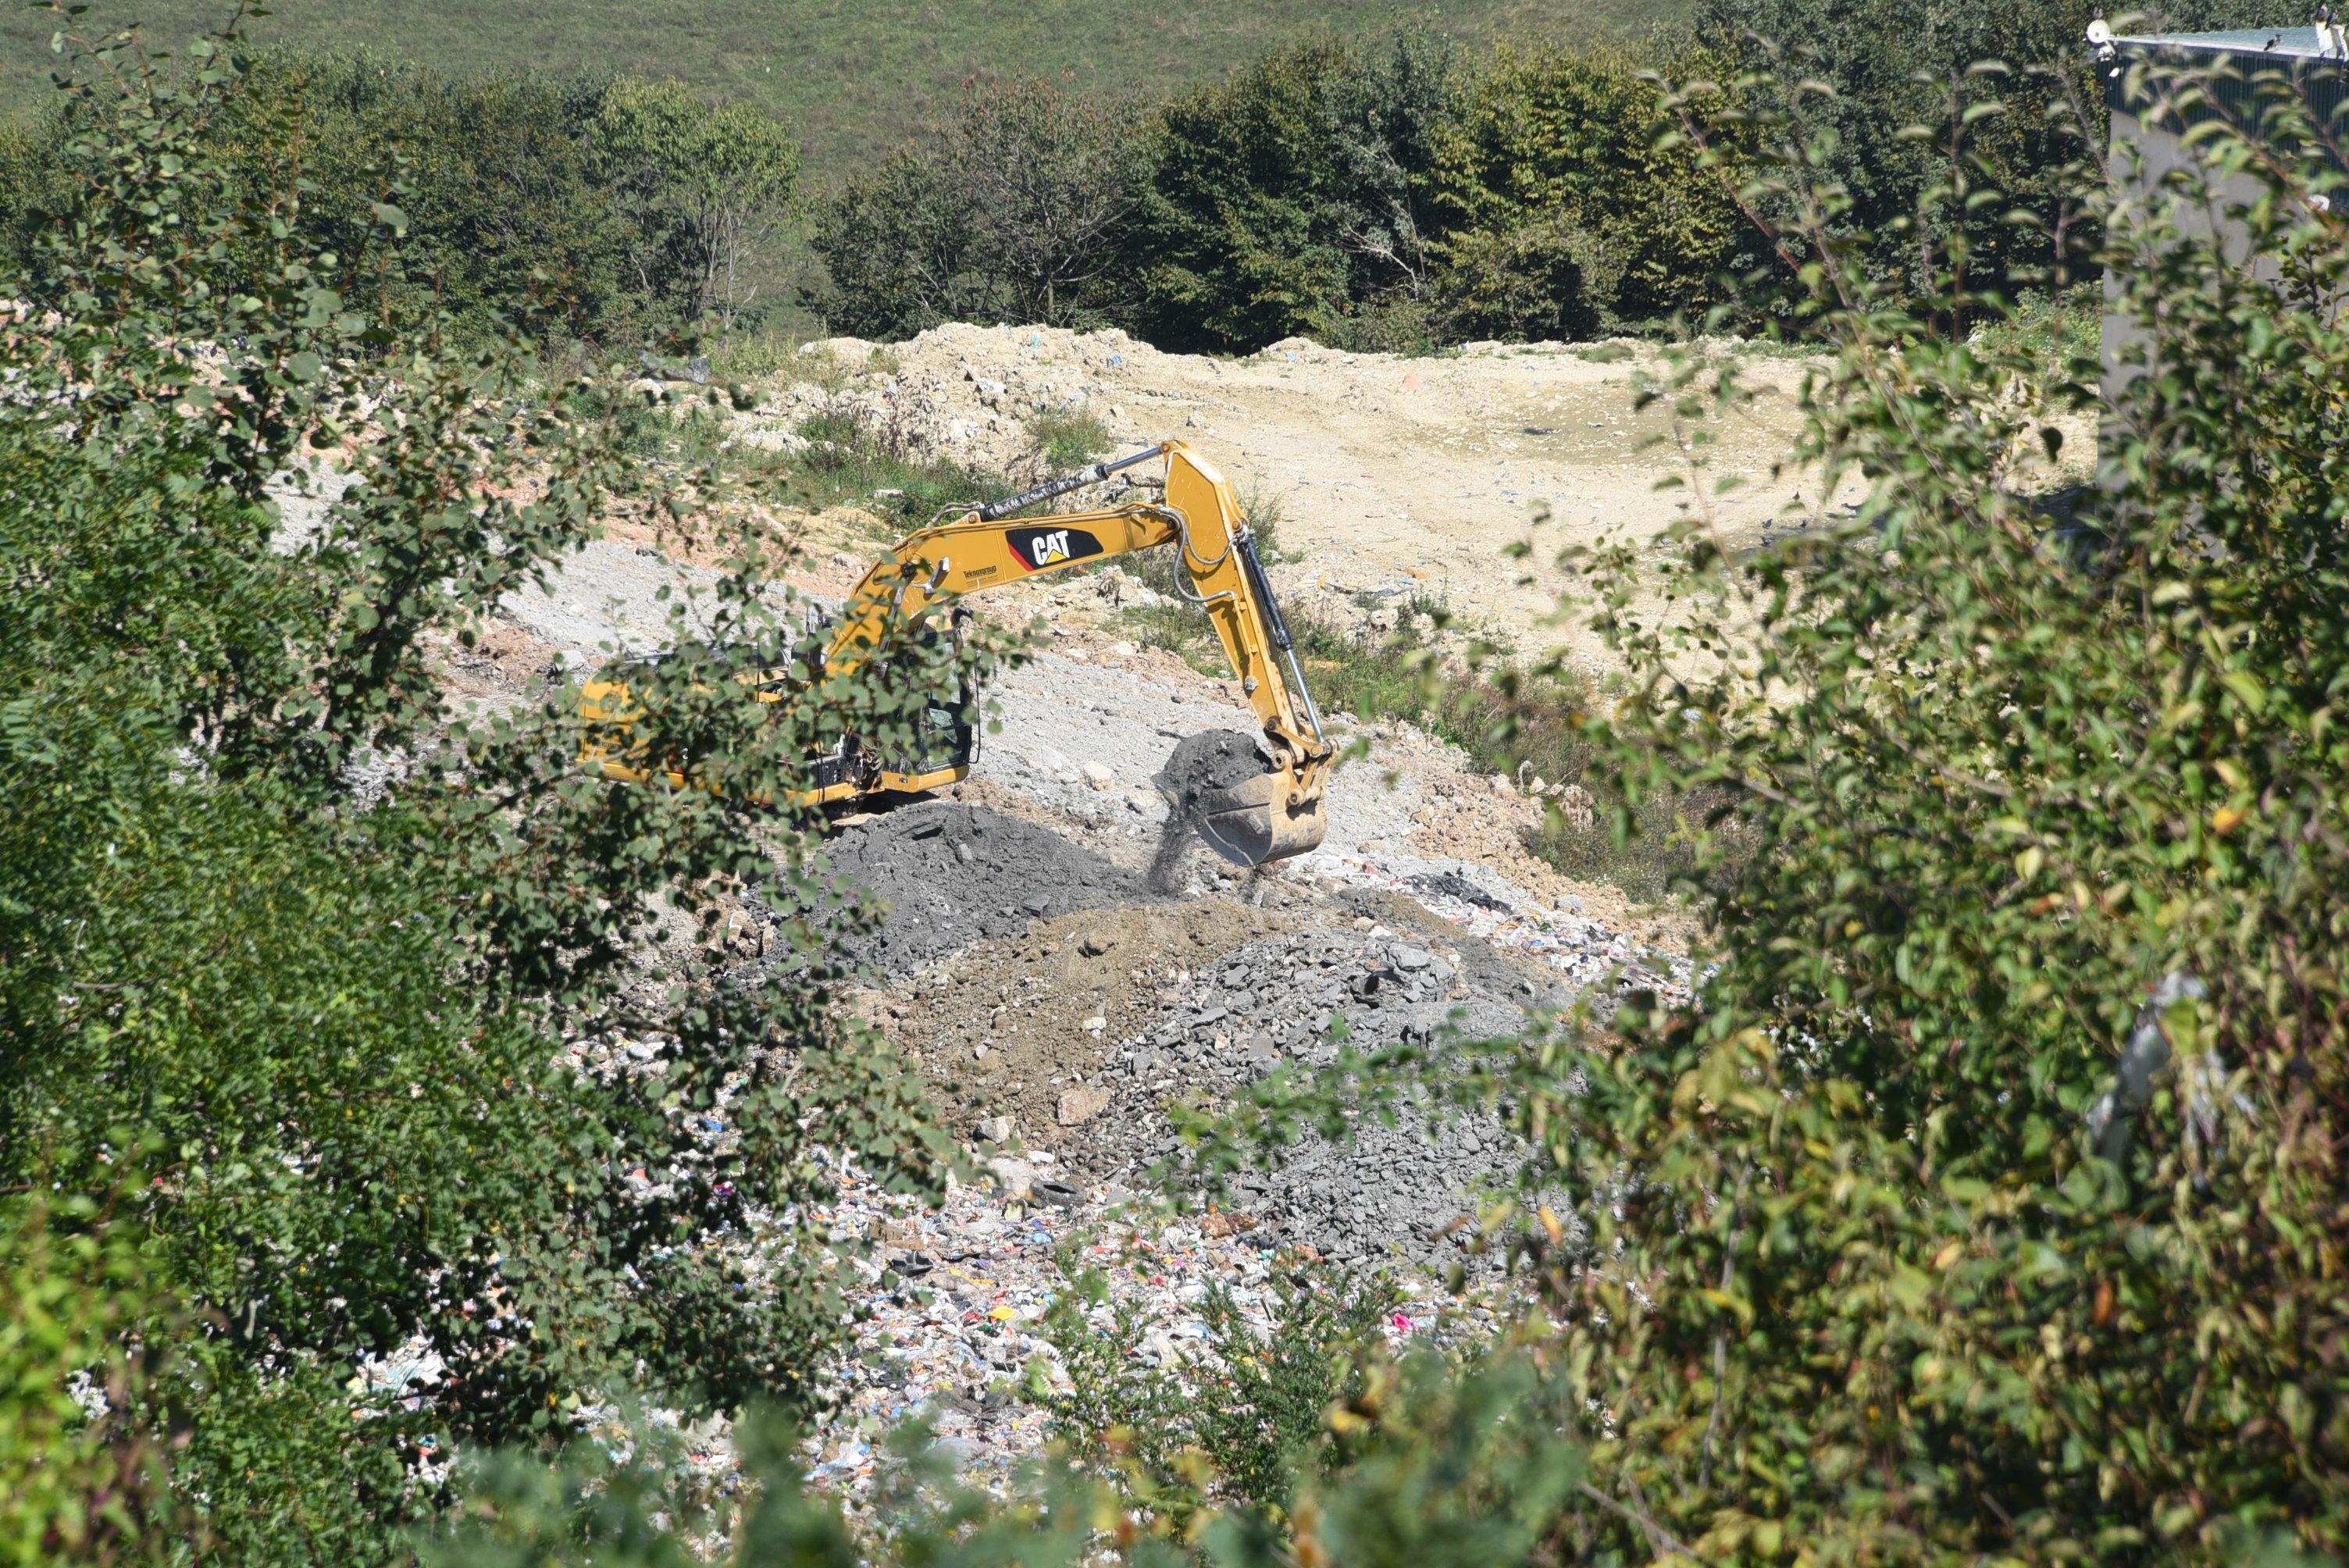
2 0 1689 181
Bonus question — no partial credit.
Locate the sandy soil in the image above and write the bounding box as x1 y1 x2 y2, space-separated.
750 324 1832 662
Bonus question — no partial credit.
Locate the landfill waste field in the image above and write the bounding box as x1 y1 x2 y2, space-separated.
786 671 1681 1487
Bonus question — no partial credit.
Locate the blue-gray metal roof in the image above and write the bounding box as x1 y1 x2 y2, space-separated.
2110 27 2333 59
2102 25 2349 142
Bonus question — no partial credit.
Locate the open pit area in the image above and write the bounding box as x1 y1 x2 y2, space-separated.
413 325 1713 1491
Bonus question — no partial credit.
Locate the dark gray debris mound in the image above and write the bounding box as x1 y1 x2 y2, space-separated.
818 800 1159 974
1057 925 1586 1274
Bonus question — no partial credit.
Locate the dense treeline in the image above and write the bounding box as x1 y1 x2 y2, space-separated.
814 34 1756 350
0 48 797 346
812 0 2301 350
0 1 2304 358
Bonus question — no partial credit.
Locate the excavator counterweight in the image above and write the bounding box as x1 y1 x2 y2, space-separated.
579 441 1333 867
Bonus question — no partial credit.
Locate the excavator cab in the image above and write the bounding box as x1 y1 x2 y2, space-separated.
807 607 978 795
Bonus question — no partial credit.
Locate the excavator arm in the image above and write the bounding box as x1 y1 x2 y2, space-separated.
584 441 1334 865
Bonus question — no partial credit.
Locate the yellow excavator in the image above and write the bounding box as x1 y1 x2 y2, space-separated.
579 440 1333 868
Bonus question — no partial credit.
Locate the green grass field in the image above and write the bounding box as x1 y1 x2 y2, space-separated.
5 0 1688 182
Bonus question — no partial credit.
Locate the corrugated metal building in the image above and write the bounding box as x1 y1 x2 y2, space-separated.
2097 24 2349 396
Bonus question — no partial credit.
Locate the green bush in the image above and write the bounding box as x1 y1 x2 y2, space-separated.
780 407 1025 528
1029 404 1112 469
1128 34 1460 353
1202 45 2349 1563
808 76 1146 339
1687 0 2304 313
0 46 798 349
1038 1257 1395 1527
1427 41 1747 336
0 13 976 1559
809 29 1732 353
428 1350 1599 1567
0 1176 184 1566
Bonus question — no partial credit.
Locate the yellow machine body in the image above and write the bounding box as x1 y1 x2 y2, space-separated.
580 441 1332 864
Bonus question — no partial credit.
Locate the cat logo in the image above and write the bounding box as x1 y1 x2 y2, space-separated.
1004 523 1104 574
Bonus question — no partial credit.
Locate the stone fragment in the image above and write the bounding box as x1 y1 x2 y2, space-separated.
975 1114 1014 1143
985 1156 1036 1199
1079 761 1116 789
1078 932 1117 957
1057 1086 1112 1126
1032 1177 1083 1210
1201 1210 1259 1239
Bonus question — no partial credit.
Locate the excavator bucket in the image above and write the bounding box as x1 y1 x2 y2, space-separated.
1194 766 1329 868
1157 729 1328 870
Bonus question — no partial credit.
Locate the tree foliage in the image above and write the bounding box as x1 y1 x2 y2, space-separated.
586 76 800 331
811 76 1146 338
0 12 972 1561
0 47 800 348
1427 42 1749 340
1195 42 2349 1563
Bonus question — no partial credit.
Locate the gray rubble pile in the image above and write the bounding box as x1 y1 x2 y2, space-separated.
814 800 1163 974
1057 922 1583 1271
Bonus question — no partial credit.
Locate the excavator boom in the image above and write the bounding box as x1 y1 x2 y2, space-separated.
582 441 1334 866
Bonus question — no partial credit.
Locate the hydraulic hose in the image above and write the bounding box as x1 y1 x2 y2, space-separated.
974 444 1164 521
1237 533 1325 743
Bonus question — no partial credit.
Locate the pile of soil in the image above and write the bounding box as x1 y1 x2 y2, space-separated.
880 885 1584 1274
1103 921 1578 1272
816 800 1162 975
882 900 1327 1153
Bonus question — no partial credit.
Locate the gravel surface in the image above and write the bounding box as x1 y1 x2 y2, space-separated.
815 800 1164 975
1083 919 1577 1273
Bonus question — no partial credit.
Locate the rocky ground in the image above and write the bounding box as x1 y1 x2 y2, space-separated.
746 323 1833 662
392 325 1726 1493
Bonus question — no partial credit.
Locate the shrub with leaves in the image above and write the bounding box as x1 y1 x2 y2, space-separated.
1035 1255 1395 1528
0 1175 185 1567
809 76 1147 339
1426 41 1748 338
428 1349 1598 1568
1197 41 2349 1563
0 45 800 348
0 11 981 1561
